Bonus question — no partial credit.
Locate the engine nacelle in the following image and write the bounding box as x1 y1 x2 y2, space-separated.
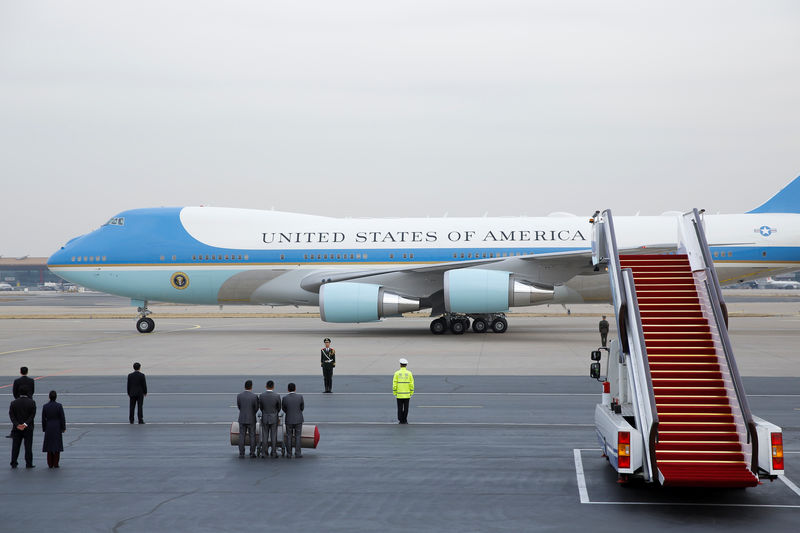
319 282 420 323
444 269 555 313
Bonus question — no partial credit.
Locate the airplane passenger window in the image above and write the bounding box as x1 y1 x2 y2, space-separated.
102 256 106 261
402 253 407 259
460 253 464 258
762 251 767 257
337 254 341 260
238 255 242 260
280 254 285 260
172 255 176 261
410 253 414 259
205 255 209 260
363 254 368 259
350 254 354 259
728 251 732 257
225 255 229 260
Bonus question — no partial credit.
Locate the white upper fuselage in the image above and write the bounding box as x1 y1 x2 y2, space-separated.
46 206 800 307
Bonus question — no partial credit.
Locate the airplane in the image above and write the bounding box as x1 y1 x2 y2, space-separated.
758 277 800 290
47 175 800 334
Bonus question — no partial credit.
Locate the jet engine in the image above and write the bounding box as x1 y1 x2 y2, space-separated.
319 282 421 323
444 269 555 314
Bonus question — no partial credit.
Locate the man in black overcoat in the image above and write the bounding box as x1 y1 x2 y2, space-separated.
127 362 148 424
9 386 36 468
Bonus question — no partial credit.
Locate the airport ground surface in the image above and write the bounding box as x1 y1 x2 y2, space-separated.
1 296 799 532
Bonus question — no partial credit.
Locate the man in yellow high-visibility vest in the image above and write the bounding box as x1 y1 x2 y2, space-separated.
392 358 414 424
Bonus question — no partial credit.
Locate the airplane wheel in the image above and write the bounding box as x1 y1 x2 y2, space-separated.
136 317 155 333
472 318 488 333
450 320 466 335
430 318 447 335
490 317 508 333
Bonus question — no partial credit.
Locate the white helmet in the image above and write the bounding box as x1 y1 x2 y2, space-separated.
399 358 408 365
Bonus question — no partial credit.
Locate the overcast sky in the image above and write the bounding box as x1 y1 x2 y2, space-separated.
1 1 799 256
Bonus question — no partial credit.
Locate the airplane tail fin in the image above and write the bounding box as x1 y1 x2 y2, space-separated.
748 175 800 213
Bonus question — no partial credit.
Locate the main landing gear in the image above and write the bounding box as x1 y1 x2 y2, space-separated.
429 313 508 335
136 302 155 334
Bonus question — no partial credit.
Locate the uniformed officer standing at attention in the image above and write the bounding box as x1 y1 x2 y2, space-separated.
599 316 610 347
393 358 414 424
320 337 336 393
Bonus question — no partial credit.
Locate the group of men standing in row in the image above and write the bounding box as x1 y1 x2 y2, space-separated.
237 380 305 458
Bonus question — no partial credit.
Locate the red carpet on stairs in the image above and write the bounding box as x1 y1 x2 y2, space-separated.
619 254 758 488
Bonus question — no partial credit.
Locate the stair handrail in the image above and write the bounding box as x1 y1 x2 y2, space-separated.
594 210 659 482
683 209 759 473
621 268 660 481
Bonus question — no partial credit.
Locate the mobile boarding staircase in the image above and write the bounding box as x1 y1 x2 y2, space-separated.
591 209 784 487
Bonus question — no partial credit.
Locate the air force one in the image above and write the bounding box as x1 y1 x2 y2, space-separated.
47 176 800 334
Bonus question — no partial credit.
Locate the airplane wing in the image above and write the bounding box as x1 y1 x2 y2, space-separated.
299 244 676 293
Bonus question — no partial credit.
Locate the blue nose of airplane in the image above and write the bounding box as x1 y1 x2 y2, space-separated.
47 234 86 267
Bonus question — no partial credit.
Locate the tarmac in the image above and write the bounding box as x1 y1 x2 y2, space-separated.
0 292 799 532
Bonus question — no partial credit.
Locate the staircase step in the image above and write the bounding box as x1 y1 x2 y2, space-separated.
657 441 742 452
658 413 734 423
650 370 723 379
649 363 721 372
654 396 731 405
656 450 745 462
640 311 705 318
640 318 709 325
658 431 740 441
656 403 731 413
658 464 758 488
657 422 739 432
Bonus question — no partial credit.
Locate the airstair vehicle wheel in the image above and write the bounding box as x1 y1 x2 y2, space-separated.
472 318 488 333
136 317 155 333
430 318 447 335
450 320 466 335
490 317 508 333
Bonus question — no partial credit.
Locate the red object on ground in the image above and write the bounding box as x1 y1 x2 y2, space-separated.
619 254 758 488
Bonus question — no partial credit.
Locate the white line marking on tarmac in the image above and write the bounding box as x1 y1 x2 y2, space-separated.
417 405 483 408
779 475 800 498
573 448 590 504
63 406 119 409
65 421 594 427
0 392 599 396
573 449 800 508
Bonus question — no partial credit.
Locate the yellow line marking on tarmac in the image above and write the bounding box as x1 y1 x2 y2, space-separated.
0 324 202 356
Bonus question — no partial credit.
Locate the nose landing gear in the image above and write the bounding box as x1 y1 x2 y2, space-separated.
135 302 155 333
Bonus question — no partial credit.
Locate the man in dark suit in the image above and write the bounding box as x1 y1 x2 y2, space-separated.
8 367 34 438
237 380 259 458
9 386 36 468
258 380 281 458
281 382 304 458
127 362 148 424
13 366 35 399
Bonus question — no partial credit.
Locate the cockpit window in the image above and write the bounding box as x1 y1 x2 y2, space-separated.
104 217 125 226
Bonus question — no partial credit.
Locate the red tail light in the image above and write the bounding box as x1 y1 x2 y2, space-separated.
771 432 784 471
618 431 631 469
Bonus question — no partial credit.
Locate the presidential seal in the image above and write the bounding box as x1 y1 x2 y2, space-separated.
171 272 189 290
